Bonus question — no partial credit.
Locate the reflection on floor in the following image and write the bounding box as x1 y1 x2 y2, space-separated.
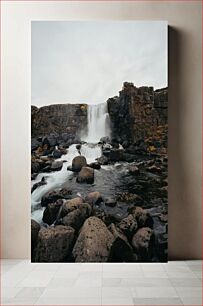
1 260 202 305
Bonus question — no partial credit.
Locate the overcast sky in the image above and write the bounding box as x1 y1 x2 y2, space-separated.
32 21 167 107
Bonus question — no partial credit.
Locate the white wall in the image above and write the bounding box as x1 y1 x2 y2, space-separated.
1 1 202 259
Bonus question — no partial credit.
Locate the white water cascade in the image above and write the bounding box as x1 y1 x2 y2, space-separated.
84 103 110 143
31 144 103 223
31 102 111 224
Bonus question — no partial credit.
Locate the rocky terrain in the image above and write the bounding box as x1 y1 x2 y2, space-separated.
31 82 168 263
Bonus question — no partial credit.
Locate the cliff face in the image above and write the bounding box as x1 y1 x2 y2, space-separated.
107 83 168 143
31 103 88 137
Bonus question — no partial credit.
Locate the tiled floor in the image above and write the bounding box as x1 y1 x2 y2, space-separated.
1 260 202 305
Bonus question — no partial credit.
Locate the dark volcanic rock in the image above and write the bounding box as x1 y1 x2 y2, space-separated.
50 161 63 171
77 167 94 184
72 217 114 262
42 199 63 225
52 150 63 159
85 191 103 205
117 214 138 239
31 177 46 193
130 206 154 229
88 162 101 170
108 223 135 262
107 82 168 144
61 197 85 216
97 156 109 165
31 219 40 261
41 188 72 207
31 104 88 138
132 227 154 261
61 204 91 231
35 225 75 262
108 149 124 162
72 156 87 172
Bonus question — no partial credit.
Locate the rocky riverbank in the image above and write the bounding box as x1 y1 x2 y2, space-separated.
31 82 168 263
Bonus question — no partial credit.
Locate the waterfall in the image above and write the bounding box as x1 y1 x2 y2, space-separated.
84 103 110 143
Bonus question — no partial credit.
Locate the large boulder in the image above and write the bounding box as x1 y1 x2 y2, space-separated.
50 161 63 171
130 206 154 228
108 223 135 262
61 197 85 216
117 214 138 239
31 219 40 261
85 191 103 205
132 227 154 261
42 134 58 147
35 225 75 262
72 156 87 172
77 167 94 184
96 155 109 165
41 188 72 207
61 204 91 231
72 217 114 262
52 150 63 159
42 199 63 225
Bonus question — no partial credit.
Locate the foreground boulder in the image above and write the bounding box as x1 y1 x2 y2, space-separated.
35 225 75 262
73 217 114 262
50 161 63 171
42 199 63 225
130 206 154 228
132 227 154 261
77 167 94 184
41 188 72 207
61 204 92 231
61 197 84 216
97 156 108 165
85 191 102 205
72 156 87 172
117 214 138 239
31 219 40 260
108 223 135 262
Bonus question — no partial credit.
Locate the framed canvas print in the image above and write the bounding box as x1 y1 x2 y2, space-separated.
31 21 168 263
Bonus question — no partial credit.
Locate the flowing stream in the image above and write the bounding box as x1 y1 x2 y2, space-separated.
31 102 111 223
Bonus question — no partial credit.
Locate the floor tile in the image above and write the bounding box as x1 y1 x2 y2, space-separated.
2 296 39 305
41 287 101 298
14 287 45 298
175 286 202 298
35 297 102 305
102 297 134 305
133 297 183 305
134 286 178 298
123 277 172 287
102 286 132 298
170 277 202 287
47 277 76 288
180 296 202 305
2 287 23 299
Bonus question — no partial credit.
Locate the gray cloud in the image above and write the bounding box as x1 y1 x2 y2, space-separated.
32 21 167 106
